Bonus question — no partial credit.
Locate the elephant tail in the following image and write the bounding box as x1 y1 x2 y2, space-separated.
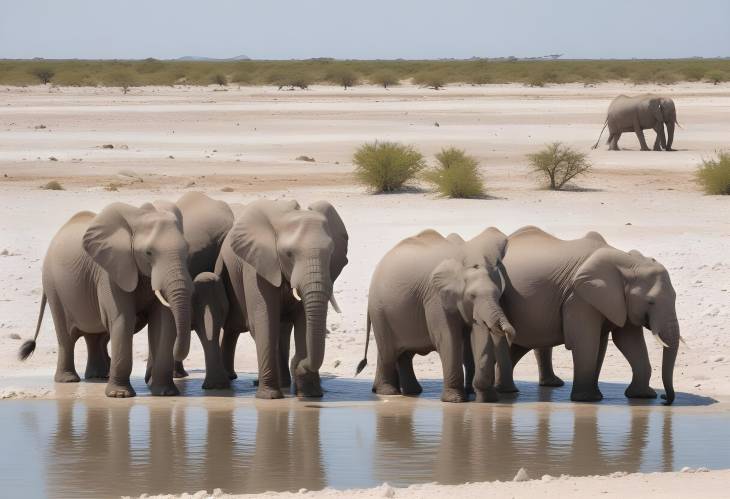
355 312 371 376
19 293 46 360
592 119 608 149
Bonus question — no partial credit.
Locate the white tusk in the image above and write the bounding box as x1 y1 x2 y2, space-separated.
496 267 506 294
329 294 341 314
292 288 301 301
155 289 171 308
679 336 688 347
653 332 669 349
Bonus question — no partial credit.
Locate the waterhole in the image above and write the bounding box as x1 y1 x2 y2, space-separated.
0 375 727 498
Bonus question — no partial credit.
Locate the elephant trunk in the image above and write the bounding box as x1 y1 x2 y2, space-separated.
477 299 516 345
653 316 679 406
158 261 193 362
297 252 332 375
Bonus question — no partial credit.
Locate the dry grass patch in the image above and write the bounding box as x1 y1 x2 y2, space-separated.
696 152 730 195
40 180 64 191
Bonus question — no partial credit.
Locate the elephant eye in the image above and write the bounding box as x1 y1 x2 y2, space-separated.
473 264 479 269
145 249 153 257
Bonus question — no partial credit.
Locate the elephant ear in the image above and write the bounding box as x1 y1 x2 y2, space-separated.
150 200 184 230
649 98 664 122
431 259 465 311
465 227 508 266
82 203 140 293
308 201 349 280
229 200 299 287
574 248 627 327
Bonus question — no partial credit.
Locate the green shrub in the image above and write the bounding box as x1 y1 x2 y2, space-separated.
413 71 447 89
104 69 138 94
696 152 730 195
527 142 591 190
212 73 227 86
326 68 359 89
370 70 399 88
653 70 680 85
353 141 425 192
267 70 311 89
29 66 55 84
705 71 728 85
41 180 64 190
231 71 254 84
424 148 484 198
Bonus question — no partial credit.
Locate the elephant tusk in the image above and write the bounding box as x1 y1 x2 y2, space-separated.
496 267 506 294
679 335 688 347
292 288 301 301
652 332 669 349
155 289 171 308
329 294 341 314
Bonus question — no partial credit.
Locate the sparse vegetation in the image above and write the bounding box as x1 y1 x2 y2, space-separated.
1 59 728 88
40 180 64 190
212 73 227 86
104 69 138 94
104 182 122 191
527 142 592 190
353 141 425 192
705 70 728 85
424 148 484 198
696 152 730 195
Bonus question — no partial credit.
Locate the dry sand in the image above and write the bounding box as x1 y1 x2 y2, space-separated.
1 82 729 495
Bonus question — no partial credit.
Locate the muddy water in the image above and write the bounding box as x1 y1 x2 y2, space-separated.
1 377 729 498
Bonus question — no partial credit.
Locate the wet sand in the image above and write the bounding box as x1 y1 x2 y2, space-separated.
1 83 729 496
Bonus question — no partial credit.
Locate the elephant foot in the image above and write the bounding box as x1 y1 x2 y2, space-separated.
173 361 189 379
255 386 284 399
665 148 675 152
441 387 467 403
400 379 423 396
228 371 238 380
202 373 232 390
570 388 603 402
496 381 520 393
373 383 400 396
295 371 323 398
625 384 657 399
149 382 180 396
105 381 136 398
474 387 499 403
54 370 81 383
84 364 109 380
539 374 565 388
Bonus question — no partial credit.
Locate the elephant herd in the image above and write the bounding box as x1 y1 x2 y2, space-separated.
19 189 681 405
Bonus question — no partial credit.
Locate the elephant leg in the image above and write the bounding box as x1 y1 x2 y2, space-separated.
535 347 564 387
608 131 621 151
173 360 189 379
612 325 657 399
220 328 240 380
84 333 110 380
397 352 422 395
146 306 180 396
247 290 283 399
652 125 665 151
635 127 650 151
426 300 466 403
48 298 80 383
105 315 136 398
370 312 400 396
278 321 293 389
463 331 475 394
563 297 604 402
197 329 231 390
594 331 609 390
471 329 498 403
495 343 528 392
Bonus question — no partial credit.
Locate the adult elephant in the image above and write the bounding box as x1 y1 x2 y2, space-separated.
149 192 235 389
217 199 348 399
495 226 680 405
593 94 678 151
357 228 515 403
18 202 194 397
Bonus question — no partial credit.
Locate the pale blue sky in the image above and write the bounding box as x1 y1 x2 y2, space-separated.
1 0 728 60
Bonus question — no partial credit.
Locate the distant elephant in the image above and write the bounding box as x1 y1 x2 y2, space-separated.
19 202 194 397
495 226 680 405
217 199 349 399
593 94 678 151
357 228 515 403
148 192 235 389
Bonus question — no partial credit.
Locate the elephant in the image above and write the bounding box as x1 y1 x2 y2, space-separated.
492 226 680 405
149 191 235 388
356 228 516 403
593 94 678 151
217 199 349 399
18 202 194 397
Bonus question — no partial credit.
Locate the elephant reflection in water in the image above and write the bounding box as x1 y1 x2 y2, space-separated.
46 401 325 497
373 404 674 485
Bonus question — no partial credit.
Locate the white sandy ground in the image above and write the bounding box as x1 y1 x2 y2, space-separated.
0 83 729 496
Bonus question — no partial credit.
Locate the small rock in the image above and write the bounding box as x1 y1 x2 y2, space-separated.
168 155 175 159
185 181 196 188
296 155 316 162
102 144 114 149
712 356 725 363
221 187 234 192
1 249 9 256
625 222 632 226
513 467 529 482
34 124 46 129
680 466 693 473
333 360 341 368
48 156 58 161
697 467 709 472
9 333 21 340
118 144 129 150
434 121 440 127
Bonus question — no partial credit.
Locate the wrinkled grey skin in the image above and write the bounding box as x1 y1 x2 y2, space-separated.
594 94 678 151
18 202 194 397
217 199 348 399
147 192 234 390
358 229 515 403
495 226 680 405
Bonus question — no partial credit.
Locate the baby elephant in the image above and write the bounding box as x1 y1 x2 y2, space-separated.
357 228 515 403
